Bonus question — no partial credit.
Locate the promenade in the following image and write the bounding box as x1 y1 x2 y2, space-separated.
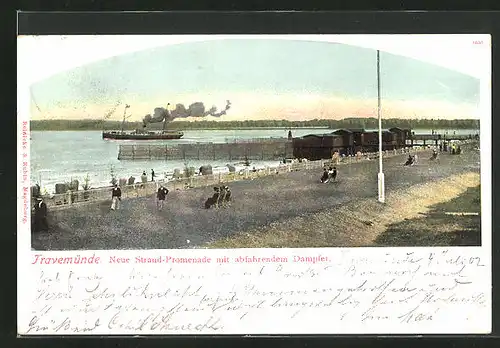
41 145 435 211
32 141 480 250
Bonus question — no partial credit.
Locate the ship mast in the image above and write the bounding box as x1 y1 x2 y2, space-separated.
162 103 171 132
101 100 121 131
120 104 131 134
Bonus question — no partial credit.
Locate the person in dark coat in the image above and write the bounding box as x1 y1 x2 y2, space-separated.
404 155 414 166
127 175 136 186
320 168 329 183
156 185 169 211
151 169 156 182
33 197 48 232
111 184 122 210
205 187 220 209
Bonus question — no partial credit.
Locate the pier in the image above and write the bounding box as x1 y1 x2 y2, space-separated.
117 133 478 161
407 133 478 146
117 138 294 161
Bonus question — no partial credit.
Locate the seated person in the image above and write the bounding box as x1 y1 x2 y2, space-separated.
320 169 329 183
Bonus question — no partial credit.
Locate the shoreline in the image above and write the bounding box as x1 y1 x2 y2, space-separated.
31 127 330 131
30 127 480 132
32 144 481 250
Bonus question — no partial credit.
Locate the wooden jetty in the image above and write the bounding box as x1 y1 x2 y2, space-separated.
407 133 478 146
118 138 294 161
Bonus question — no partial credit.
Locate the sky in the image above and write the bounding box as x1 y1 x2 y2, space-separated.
20 35 489 121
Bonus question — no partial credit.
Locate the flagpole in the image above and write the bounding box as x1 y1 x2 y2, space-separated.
377 50 385 203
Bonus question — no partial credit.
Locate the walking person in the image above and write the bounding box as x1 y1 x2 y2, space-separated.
141 171 147 188
33 197 48 232
151 169 156 182
111 183 122 210
156 184 169 211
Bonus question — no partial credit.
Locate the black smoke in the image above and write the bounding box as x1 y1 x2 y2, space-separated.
142 100 231 127
142 106 170 127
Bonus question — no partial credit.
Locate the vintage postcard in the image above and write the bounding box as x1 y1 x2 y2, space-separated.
17 34 491 335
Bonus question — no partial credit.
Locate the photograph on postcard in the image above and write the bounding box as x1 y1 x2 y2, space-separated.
25 35 484 251
17 33 492 335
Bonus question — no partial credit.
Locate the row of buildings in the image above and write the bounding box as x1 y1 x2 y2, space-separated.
292 127 412 160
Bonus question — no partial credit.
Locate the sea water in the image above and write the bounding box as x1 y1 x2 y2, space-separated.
30 128 478 193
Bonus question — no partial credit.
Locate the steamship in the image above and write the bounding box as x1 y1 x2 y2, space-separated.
102 129 184 140
102 104 184 140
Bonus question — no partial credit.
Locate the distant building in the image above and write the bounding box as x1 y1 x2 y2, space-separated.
388 127 412 147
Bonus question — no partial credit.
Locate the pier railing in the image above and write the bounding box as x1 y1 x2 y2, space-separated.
224 137 291 143
407 133 479 146
36 144 449 211
118 140 294 161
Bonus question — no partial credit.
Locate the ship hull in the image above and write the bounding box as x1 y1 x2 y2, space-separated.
102 132 184 140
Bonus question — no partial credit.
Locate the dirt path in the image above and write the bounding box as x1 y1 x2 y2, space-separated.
209 172 480 249
32 146 480 250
